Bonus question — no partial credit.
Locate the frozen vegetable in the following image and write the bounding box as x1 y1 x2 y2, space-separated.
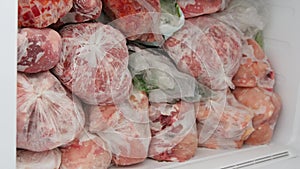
148 101 198 162
18 0 72 28
16 149 61 169
17 28 61 73
52 22 132 105
17 71 85 152
86 89 151 166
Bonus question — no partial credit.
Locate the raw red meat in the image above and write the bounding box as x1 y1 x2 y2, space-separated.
60 132 112 169
17 28 61 73
87 89 151 166
195 91 254 149
102 0 163 43
52 22 132 105
148 101 198 162
16 149 61 169
233 87 281 145
18 0 73 28
57 0 102 25
233 39 275 90
177 0 231 18
163 16 242 90
17 71 85 152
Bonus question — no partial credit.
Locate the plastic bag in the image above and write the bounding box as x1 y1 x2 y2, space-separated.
17 28 61 73
211 0 268 39
233 87 281 145
16 149 61 169
17 71 85 152
148 101 197 162
60 131 112 169
129 46 211 103
18 0 72 28
233 39 275 90
52 22 132 105
102 0 163 43
164 16 242 90
196 91 254 149
54 0 102 28
177 0 231 18
86 88 151 166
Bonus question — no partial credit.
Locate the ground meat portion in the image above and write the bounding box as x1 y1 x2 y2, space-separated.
164 16 242 90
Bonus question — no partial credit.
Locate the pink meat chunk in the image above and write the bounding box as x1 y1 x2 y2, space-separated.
177 0 231 18
17 28 61 73
164 16 242 90
148 101 198 162
233 39 275 90
87 89 151 166
17 71 85 152
60 132 112 169
52 22 132 105
195 91 254 149
18 0 73 28
233 87 282 145
102 0 163 43
56 0 103 25
16 149 61 169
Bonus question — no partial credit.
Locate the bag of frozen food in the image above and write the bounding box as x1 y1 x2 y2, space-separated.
60 131 112 169
17 71 85 152
129 45 211 103
177 0 231 18
52 22 132 105
164 16 242 90
86 88 151 166
102 0 163 43
18 0 72 28
233 87 281 145
148 101 198 162
16 149 61 169
196 91 254 149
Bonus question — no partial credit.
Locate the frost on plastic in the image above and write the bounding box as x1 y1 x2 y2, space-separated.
86 88 151 166
17 71 85 152
16 149 61 169
129 46 211 103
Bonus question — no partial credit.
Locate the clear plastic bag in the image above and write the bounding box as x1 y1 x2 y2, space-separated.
52 22 132 105
196 91 254 149
60 131 112 169
86 88 151 166
148 101 198 162
17 71 85 152
129 46 211 103
163 16 242 90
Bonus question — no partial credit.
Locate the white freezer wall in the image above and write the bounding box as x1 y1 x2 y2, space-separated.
1 0 300 169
